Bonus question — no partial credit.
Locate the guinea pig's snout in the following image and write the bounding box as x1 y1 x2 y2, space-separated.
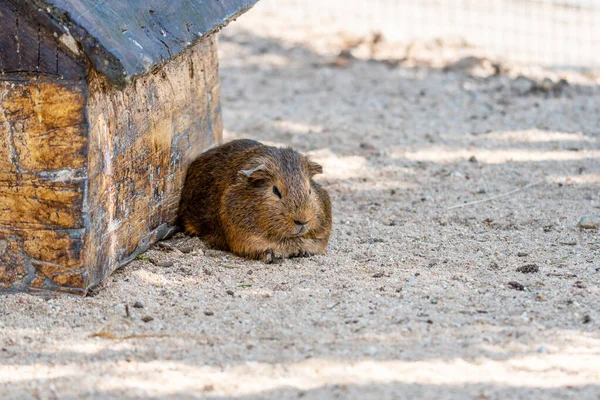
294 220 308 235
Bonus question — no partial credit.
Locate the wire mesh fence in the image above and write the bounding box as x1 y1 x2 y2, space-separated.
274 0 600 69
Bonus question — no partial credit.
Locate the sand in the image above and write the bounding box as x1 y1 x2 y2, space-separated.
1 1 599 399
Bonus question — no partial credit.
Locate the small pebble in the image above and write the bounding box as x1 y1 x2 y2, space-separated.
359 142 376 150
517 252 529 257
158 242 175 251
468 155 478 163
156 260 175 268
516 264 539 274
141 316 154 323
203 384 215 393
204 311 214 316
132 301 144 308
508 281 525 291
430 298 438 304
178 246 195 254
537 344 548 354
226 290 234 296
578 216 600 230
540 77 554 92
156 260 174 268
512 75 535 95
372 272 385 278
582 315 591 324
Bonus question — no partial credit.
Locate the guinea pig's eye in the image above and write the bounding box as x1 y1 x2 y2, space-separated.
309 189 312 195
272 186 282 199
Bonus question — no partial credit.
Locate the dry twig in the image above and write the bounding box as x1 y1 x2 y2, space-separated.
447 179 545 210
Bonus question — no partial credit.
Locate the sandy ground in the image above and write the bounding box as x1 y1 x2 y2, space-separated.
1 1 600 399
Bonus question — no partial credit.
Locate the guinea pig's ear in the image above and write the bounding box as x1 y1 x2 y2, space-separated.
307 160 323 176
239 164 269 181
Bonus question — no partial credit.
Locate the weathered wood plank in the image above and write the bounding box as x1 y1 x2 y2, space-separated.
0 229 86 294
0 79 87 171
0 78 87 231
10 0 258 86
0 74 88 294
0 3 86 79
0 182 85 230
0 5 20 73
84 35 222 288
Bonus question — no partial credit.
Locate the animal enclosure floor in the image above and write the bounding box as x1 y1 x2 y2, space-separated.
1 1 600 399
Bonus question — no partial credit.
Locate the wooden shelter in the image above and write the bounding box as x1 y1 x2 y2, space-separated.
0 0 258 295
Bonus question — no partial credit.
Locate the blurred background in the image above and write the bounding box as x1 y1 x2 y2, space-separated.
241 0 600 70
219 0 600 156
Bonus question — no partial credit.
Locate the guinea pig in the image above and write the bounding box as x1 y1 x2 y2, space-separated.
178 139 332 263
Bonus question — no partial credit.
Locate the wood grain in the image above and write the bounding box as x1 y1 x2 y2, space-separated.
0 75 88 294
85 35 222 289
0 3 87 79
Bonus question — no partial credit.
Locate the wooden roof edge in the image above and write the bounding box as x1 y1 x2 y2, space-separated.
7 0 259 88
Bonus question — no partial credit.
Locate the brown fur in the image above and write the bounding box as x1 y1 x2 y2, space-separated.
178 139 332 263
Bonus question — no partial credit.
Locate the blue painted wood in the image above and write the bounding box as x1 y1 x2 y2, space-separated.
7 0 258 87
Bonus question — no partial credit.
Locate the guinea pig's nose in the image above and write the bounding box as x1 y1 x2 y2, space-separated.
294 220 308 234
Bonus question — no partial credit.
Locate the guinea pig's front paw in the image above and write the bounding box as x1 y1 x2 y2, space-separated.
293 250 314 258
261 249 281 264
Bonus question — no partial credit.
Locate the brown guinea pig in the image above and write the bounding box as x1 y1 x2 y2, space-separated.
178 139 332 263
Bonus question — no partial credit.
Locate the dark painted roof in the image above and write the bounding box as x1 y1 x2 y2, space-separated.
12 0 258 87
